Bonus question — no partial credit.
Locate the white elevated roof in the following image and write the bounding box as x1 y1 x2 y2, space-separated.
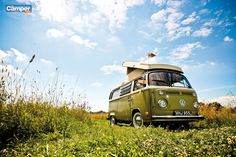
122 61 183 83
122 61 183 73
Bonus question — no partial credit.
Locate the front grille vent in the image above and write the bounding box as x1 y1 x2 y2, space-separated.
166 91 193 95
182 92 193 95
166 91 179 95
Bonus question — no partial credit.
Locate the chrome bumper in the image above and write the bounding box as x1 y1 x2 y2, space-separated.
152 115 204 122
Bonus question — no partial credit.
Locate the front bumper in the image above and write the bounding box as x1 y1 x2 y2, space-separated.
152 115 204 122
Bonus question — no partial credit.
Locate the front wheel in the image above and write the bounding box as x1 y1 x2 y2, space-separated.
132 112 143 128
110 116 116 126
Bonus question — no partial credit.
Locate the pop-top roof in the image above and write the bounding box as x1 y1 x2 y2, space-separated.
122 61 183 73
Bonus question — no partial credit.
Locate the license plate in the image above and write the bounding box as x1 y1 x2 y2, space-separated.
174 110 191 116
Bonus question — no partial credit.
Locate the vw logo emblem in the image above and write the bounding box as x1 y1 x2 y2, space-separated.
179 99 186 107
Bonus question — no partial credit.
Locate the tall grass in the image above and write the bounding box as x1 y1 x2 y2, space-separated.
0 59 90 150
89 111 108 119
195 102 236 128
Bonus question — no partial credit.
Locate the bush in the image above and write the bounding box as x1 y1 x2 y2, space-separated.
0 61 90 150
0 100 90 150
196 102 236 128
89 111 108 119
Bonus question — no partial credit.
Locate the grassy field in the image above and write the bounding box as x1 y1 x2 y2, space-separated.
0 100 236 156
0 120 235 156
1 115 236 156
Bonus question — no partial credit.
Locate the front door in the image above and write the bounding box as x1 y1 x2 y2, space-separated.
130 77 150 120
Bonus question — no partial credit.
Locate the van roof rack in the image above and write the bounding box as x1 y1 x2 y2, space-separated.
122 61 183 82
123 61 183 72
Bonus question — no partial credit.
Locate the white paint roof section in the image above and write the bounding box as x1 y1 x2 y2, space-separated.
122 61 183 73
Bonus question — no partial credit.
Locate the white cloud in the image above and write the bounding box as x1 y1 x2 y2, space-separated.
9 48 28 62
0 64 22 75
126 0 144 7
89 0 144 31
71 12 104 34
192 27 212 37
170 26 192 40
167 8 184 22
151 0 166 7
90 82 103 87
150 7 190 41
46 28 97 49
224 36 234 42
204 96 236 108
209 61 215 65
0 48 30 63
203 19 222 27
203 20 215 27
181 12 198 25
138 56 157 64
166 0 184 9
100 64 125 75
171 42 203 60
199 9 209 14
152 0 184 9
200 0 208 6
151 9 167 23
46 29 64 38
37 0 76 22
40 58 53 65
165 21 180 31
150 8 183 27
0 50 10 60
149 5 225 42
138 30 152 38
89 0 127 30
16 0 32 2
70 35 97 49
18 0 144 34
214 9 223 17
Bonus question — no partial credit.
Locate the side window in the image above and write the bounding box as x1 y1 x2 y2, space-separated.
111 88 120 100
120 83 131 96
133 77 146 91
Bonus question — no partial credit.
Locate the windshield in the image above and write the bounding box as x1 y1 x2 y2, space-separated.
148 71 192 88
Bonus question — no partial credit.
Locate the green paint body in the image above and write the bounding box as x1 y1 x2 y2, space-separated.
109 70 204 123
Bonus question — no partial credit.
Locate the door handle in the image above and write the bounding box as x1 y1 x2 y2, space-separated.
128 97 133 102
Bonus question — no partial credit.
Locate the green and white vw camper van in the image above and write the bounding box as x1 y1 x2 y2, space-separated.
109 62 204 128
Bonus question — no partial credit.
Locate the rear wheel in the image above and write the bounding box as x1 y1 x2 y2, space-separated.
110 116 116 126
132 112 143 128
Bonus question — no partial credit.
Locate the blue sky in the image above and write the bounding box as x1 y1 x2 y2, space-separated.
0 0 236 111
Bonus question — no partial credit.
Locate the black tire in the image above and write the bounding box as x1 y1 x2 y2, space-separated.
132 112 143 128
181 122 190 130
110 116 116 126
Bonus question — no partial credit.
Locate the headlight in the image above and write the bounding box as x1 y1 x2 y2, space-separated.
158 99 168 108
192 92 197 97
158 90 165 95
193 101 198 108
